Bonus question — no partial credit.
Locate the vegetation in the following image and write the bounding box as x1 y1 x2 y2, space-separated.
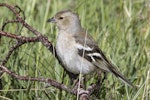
0 0 150 99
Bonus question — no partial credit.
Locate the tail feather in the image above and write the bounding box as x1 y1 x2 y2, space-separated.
109 66 135 87
94 59 135 87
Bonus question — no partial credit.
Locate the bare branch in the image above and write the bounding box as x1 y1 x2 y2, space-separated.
0 31 39 42
0 64 77 95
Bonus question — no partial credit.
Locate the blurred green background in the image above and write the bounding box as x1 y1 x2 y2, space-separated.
0 0 150 100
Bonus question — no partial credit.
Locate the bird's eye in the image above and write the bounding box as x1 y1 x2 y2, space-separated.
59 17 63 20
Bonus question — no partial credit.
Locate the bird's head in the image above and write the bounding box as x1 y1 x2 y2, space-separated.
47 10 82 32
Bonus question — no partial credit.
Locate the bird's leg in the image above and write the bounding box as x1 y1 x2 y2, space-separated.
101 72 106 84
72 76 85 91
66 70 78 85
94 70 102 92
88 70 103 95
97 70 102 85
72 76 91 99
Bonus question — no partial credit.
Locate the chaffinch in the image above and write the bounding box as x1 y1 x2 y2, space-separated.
47 10 134 87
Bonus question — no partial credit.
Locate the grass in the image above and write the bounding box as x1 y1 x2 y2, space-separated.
0 0 150 99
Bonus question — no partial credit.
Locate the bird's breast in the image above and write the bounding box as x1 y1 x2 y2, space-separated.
56 31 77 66
56 30 96 74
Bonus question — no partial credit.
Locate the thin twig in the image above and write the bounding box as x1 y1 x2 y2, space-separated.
2 20 19 31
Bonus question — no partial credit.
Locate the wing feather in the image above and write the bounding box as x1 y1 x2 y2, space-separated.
73 31 135 87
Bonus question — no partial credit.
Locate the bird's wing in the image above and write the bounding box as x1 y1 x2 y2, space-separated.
73 31 135 87
74 30 111 71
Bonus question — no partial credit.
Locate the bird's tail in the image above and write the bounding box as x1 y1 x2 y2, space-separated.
94 60 135 87
108 64 135 87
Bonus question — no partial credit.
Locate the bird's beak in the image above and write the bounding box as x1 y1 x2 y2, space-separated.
47 17 56 23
